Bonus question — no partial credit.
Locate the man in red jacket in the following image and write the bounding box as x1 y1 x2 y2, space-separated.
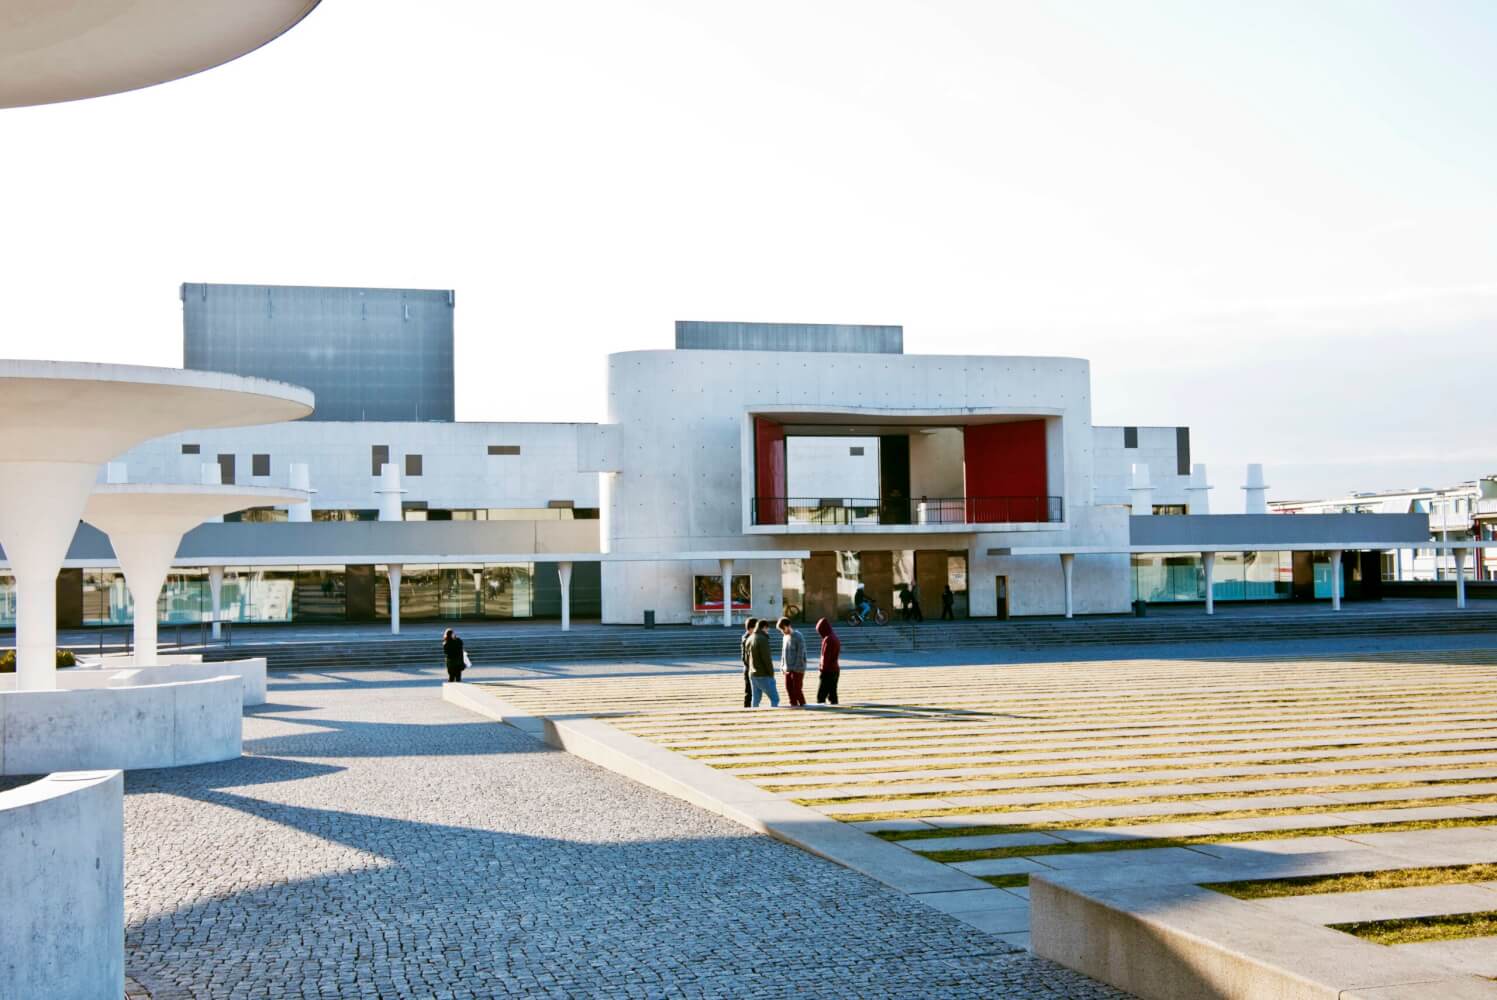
814 617 841 705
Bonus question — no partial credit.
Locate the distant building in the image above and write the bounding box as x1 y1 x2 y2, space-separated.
1270 476 1497 580
182 282 455 422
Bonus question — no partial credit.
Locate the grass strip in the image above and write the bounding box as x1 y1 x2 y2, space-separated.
1204 863 1497 900
876 812 1497 849
1329 910 1497 945
979 874 1030 889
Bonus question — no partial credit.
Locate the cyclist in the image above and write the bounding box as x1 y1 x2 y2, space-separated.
854 585 873 622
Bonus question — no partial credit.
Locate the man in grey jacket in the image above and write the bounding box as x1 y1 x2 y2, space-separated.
778 617 807 707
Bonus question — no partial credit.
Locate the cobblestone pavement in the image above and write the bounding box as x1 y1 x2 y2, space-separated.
123 668 1128 999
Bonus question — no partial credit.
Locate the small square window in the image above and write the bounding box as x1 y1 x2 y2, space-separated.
252 454 270 477
181 443 201 455
849 446 864 456
371 445 389 476
405 454 423 477
1123 427 1138 449
488 445 521 456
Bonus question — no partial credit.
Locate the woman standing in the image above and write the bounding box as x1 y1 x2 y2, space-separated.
442 628 466 683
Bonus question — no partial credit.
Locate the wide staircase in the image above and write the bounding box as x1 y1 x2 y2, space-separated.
201 605 1497 672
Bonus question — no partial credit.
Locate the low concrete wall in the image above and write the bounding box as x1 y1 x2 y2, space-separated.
0 676 242 774
0 770 124 1000
11 655 265 705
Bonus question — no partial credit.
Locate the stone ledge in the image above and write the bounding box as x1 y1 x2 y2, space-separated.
442 682 1002 906
1029 855 1497 1000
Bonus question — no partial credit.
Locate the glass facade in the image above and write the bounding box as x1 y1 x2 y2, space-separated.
1131 552 1293 603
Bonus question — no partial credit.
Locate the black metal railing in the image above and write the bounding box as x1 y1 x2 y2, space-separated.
751 496 1063 526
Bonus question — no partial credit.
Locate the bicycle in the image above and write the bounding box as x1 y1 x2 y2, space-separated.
845 605 888 626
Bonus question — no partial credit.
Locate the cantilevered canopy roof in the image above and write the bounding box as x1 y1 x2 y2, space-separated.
0 360 314 462
83 484 310 534
0 0 321 108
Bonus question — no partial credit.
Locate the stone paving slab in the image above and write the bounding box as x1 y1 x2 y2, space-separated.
1396 938 1497 980
906 831 1072 853
949 857 1053 877
1253 884 1497 924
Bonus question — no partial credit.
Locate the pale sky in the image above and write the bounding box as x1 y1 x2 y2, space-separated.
4 1 1495 508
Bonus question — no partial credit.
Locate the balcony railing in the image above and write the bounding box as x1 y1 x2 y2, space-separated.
751 496 1063 527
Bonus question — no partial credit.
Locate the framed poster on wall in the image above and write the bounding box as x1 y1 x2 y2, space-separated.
693 575 751 613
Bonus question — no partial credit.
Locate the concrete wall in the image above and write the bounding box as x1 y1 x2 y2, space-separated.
10 656 267 705
600 349 1120 622
0 771 123 1000
909 428 964 500
785 437 880 501
0 677 242 774
1093 425 1191 507
1129 512 1430 547
109 419 600 513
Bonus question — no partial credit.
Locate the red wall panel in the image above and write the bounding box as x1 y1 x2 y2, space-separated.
962 420 1049 522
754 417 787 525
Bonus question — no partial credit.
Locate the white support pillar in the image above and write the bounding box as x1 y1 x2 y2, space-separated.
109 532 175 665
1328 549 1343 611
1243 464 1269 515
0 460 101 689
719 559 734 628
201 463 224 522
1128 464 1154 516
1185 463 1214 515
1060 553 1075 619
209 566 225 640
1202 552 1215 616
376 464 406 522
288 463 313 523
1455 548 1468 610
388 563 403 634
557 561 573 632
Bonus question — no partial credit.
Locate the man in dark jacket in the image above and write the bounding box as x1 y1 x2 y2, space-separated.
442 628 465 683
747 620 779 707
814 617 840 705
740 617 758 708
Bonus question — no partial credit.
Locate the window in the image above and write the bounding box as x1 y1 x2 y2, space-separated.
547 499 574 509
849 446 865 456
216 454 235 485
371 445 389 476
1123 427 1138 449
488 445 521 456
181 443 201 455
252 454 270 477
405 454 423 477
1176 427 1191 475
1152 504 1188 516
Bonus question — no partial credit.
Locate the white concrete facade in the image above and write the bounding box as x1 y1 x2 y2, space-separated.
0 771 123 1000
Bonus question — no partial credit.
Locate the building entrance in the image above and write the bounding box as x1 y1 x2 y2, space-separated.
995 575 1010 620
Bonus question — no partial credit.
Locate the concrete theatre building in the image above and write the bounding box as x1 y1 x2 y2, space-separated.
0 287 1428 631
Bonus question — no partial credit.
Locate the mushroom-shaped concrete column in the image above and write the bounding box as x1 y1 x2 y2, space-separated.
83 484 309 664
0 361 312 689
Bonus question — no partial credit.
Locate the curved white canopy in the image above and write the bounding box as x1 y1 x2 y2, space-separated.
82 483 310 532
0 360 314 463
0 0 321 108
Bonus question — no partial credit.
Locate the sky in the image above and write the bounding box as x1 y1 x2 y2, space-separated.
3 0 1496 508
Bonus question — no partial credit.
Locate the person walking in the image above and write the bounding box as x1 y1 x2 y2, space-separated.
909 581 924 623
740 617 758 708
941 584 956 620
814 617 841 705
441 628 466 683
747 620 780 707
778 617 807 707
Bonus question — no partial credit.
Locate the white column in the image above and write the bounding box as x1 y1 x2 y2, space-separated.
1060 553 1075 619
1243 464 1269 514
1455 548 1468 609
208 565 225 640
200 463 225 522
376 464 405 522
388 563 403 634
557 561 573 632
720 558 734 628
1328 549 1343 611
288 463 312 523
0 460 100 689
1128 464 1154 516
109 532 176 666
1185 463 1213 515
1395 547 1404 582
1202 552 1215 616
105 462 128 484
